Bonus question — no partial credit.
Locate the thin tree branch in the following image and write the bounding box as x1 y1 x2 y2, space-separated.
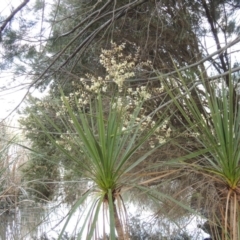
126 34 240 82
0 0 30 41
58 0 148 69
201 0 229 85
56 0 113 38
208 66 240 80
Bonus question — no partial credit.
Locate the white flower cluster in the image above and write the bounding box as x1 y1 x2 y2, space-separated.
54 42 171 149
56 132 82 152
81 75 107 94
99 41 151 89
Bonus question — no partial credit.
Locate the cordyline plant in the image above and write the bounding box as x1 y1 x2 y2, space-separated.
33 88 171 240
163 73 240 240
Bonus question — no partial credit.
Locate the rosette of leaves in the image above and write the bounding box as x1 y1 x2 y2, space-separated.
33 89 171 240
164 73 240 240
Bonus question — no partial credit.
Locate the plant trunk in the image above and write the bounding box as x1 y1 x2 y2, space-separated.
225 192 239 240
215 189 240 240
113 201 125 240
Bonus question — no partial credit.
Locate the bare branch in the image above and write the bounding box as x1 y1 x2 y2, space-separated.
57 0 112 38
0 0 30 41
126 34 240 83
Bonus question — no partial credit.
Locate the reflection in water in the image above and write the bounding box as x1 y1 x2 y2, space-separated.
0 203 78 240
0 206 46 240
0 202 210 240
